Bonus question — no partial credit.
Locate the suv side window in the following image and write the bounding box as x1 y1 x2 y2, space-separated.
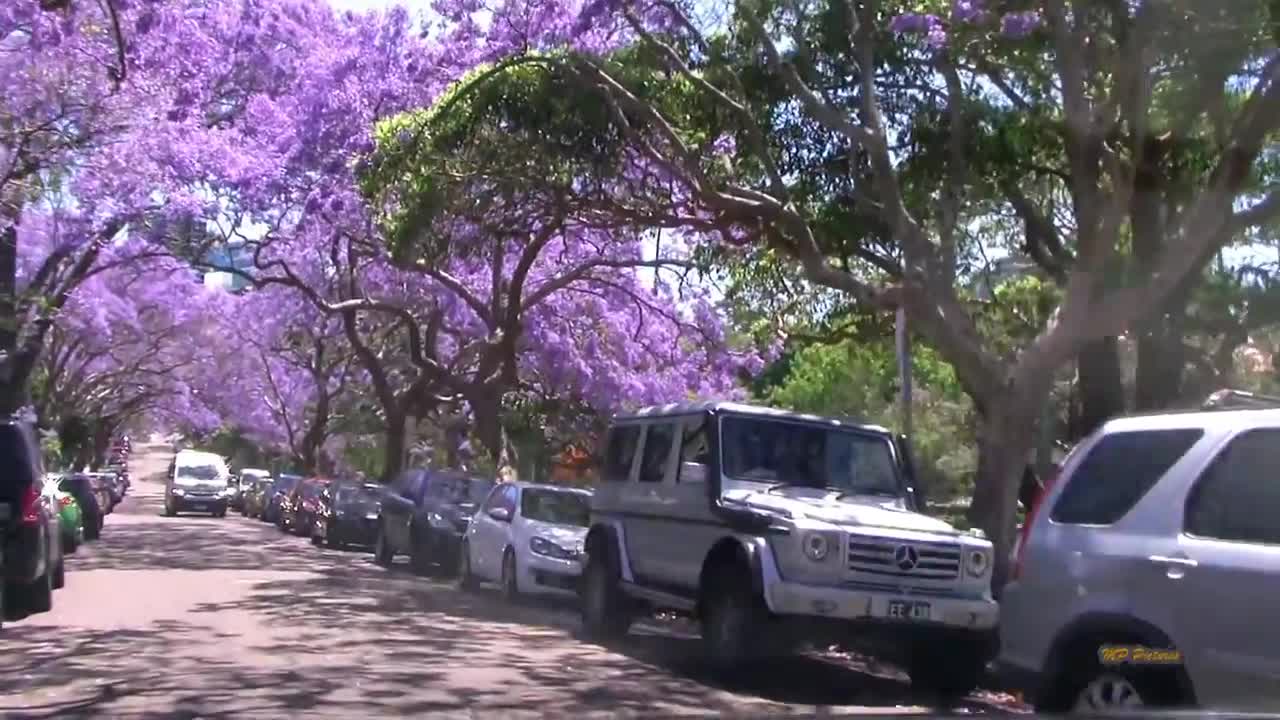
677 416 710 482
638 422 675 483
1185 428 1280 545
1050 428 1203 525
604 425 641 483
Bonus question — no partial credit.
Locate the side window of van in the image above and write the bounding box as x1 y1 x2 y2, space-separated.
638 423 676 483
604 425 641 483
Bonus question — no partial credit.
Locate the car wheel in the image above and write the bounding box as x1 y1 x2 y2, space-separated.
52 558 65 590
163 501 176 517
22 570 54 614
324 525 340 549
374 526 394 567
580 544 632 641
700 564 769 672
906 631 992 701
410 534 433 576
1037 638 1188 713
64 534 78 555
501 548 520 601
458 541 479 592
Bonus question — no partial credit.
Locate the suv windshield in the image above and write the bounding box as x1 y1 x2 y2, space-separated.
521 489 590 527
721 416 900 497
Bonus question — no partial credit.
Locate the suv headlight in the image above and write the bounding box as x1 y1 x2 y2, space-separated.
966 548 990 577
172 488 186 497
802 532 830 562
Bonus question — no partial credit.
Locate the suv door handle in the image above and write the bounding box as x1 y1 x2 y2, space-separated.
1148 555 1198 568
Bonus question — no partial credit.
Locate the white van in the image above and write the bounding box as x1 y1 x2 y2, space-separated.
165 449 232 517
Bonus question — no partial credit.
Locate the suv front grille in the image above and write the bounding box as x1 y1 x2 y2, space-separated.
846 537 961 580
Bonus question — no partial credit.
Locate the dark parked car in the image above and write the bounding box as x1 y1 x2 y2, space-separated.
58 474 106 541
1 418 64 624
312 481 382 549
84 472 122 512
262 474 303 524
243 477 275 519
280 478 328 536
375 468 493 576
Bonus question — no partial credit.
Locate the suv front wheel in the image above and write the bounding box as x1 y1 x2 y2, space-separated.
701 564 770 672
580 544 631 640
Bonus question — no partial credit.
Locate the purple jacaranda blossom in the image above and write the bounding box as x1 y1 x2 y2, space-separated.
1001 10 1042 37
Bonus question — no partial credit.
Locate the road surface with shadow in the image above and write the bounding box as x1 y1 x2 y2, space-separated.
0 439 1027 718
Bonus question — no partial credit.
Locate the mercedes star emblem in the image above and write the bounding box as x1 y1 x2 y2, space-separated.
893 544 920 571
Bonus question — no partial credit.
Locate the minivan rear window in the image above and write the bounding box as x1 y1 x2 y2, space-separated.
1050 428 1203 525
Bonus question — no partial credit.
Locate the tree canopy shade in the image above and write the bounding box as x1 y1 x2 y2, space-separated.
433 0 1280 582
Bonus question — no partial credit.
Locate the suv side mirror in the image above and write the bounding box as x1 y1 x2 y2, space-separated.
680 461 707 484
488 507 511 522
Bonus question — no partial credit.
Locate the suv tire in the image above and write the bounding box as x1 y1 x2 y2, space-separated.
700 563 768 672
1038 640 1188 713
581 542 631 640
21 570 53 614
52 558 65 590
907 632 990 700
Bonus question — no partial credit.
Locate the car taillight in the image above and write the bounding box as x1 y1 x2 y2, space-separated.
1011 468 1060 581
59 495 75 508
20 485 40 524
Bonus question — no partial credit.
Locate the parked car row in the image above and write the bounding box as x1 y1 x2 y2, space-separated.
219 394 1277 713
1 421 130 628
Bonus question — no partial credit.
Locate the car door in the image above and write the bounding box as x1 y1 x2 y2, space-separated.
1171 426 1280 709
475 485 516 578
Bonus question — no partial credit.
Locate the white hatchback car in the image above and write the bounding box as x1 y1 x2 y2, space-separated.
459 482 592 599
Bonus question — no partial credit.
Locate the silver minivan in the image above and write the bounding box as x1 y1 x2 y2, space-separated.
165 449 232 518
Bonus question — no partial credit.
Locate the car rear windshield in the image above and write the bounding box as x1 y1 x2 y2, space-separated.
1050 428 1203 525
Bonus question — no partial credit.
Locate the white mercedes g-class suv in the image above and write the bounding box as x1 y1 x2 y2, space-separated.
580 402 998 696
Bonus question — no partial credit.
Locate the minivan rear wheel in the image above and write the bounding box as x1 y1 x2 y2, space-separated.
1037 638 1188 713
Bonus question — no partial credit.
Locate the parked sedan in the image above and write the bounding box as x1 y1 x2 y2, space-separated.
312 481 382 549
460 483 590 599
58 474 105 541
1 418 64 625
242 477 275 519
376 469 493 576
237 469 271 516
42 478 84 555
262 474 303 524
280 478 329 536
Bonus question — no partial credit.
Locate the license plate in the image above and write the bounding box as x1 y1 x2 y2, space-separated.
887 599 931 620
190 503 207 511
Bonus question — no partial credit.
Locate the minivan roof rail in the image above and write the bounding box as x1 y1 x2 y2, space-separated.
1201 388 1280 410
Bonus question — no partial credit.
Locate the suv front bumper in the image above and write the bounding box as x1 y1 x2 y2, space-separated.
758 539 997 631
765 580 998 630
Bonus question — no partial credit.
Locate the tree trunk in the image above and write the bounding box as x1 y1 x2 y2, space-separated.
1073 336 1125 439
966 399 1041 597
468 387 516 478
1134 314 1188 411
381 410 407 483
0 225 17 354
